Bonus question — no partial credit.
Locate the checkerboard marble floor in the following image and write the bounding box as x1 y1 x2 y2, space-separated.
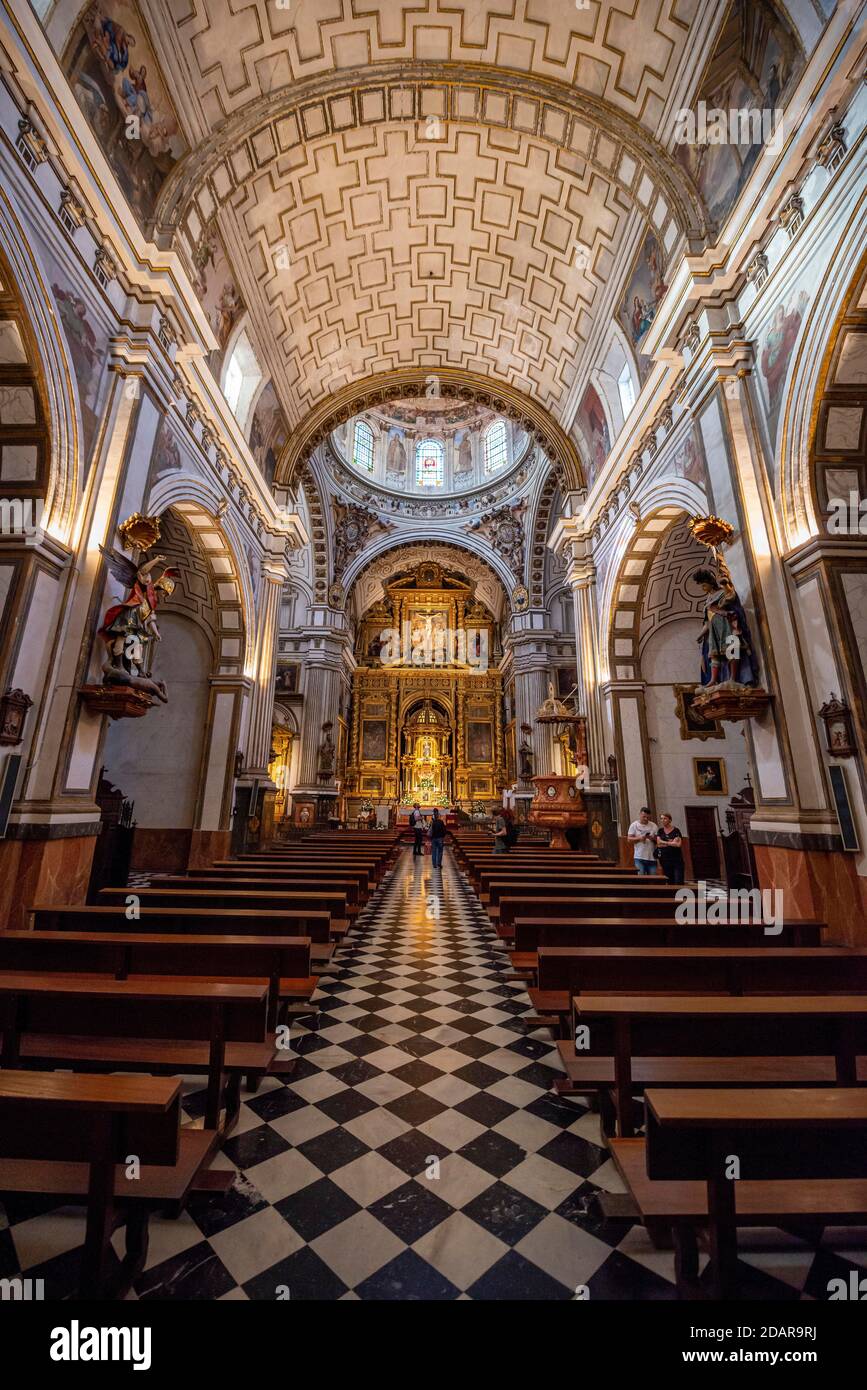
2 846 865 1300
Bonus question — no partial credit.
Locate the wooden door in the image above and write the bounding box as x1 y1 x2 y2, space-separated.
684 804 721 880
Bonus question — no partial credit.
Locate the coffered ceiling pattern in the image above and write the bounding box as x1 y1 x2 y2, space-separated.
181 117 667 428
162 0 702 134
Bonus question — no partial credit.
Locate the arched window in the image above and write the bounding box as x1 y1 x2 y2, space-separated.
353 420 374 473
483 419 508 474
617 361 636 418
415 438 444 487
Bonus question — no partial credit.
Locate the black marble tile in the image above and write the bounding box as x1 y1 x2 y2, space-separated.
457 1131 526 1178
275 1178 361 1242
468 1250 573 1301
368 1180 452 1244
355 1249 460 1301
376 1129 450 1177
296 1126 370 1175
136 1241 237 1301
221 1124 292 1170
243 1245 348 1301
462 1181 549 1247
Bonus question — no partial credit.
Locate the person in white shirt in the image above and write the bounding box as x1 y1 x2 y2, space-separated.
627 806 659 876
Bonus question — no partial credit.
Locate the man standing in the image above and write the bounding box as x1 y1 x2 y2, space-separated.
410 803 425 857
627 806 658 876
429 807 447 869
490 802 509 854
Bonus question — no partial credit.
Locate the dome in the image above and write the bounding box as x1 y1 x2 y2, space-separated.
330 396 530 500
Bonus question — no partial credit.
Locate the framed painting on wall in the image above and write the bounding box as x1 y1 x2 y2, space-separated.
467 722 493 764
361 719 387 763
693 757 728 796
675 685 724 740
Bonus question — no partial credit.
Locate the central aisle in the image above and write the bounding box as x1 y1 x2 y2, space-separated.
175 844 647 1300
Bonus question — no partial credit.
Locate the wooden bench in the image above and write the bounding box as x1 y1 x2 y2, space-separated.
498 892 679 936
512 916 822 958
610 1088 867 1298
0 973 271 1132
0 930 314 1030
528 941 847 1031
567 993 867 1136
158 874 361 914
188 864 372 899
32 906 335 968
0 1070 229 1299
99 885 351 937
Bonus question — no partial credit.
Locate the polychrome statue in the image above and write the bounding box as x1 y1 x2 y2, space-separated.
98 547 178 703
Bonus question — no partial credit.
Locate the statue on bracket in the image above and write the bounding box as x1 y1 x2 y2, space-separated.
96 548 179 705
317 721 336 779
693 567 760 688
687 515 772 722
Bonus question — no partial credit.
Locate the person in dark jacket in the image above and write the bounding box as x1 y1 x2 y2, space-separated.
429 807 448 868
656 811 685 884
410 803 425 856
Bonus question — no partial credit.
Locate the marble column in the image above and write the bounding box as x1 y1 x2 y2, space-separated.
509 629 560 789
243 553 286 777
568 551 610 785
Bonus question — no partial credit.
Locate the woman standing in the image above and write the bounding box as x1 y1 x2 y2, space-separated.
655 812 685 885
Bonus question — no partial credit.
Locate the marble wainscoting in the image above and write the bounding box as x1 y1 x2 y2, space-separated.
754 845 867 946
129 828 233 874
187 829 232 868
0 832 96 929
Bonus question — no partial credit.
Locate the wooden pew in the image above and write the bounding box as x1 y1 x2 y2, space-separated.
31 906 335 970
0 930 314 1030
157 874 361 915
187 864 372 899
568 993 867 1136
512 915 822 954
610 1088 867 1298
499 890 679 936
98 886 351 938
0 973 271 1132
0 1070 227 1299
530 942 859 1036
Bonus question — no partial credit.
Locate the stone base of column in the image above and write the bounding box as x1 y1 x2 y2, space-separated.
188 829 232 868
754 844 867 947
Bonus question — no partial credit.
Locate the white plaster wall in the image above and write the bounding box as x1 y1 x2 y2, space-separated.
643 618 750 828
101 614 212 828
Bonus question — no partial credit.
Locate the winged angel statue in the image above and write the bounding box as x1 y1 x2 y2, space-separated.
97 547 179 703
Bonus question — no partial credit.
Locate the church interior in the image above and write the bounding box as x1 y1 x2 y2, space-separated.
0 0 866 1329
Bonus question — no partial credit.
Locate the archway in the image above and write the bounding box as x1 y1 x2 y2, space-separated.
100 506 247 872
604 506 750 872
399 698 453 806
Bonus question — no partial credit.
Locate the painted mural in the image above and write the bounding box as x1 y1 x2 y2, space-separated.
758 288 810 451
63 2 186 227
669 428 707 489
190 219 245 365
616 231 669 383
150 416 183 482
52 280 103 464
248 382 288 486
675 0 802 229
576 382 611 489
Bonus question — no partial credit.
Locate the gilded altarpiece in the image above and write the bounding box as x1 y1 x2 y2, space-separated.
346 565 504 810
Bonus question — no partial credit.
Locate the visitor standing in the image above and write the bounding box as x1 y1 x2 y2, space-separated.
490 802 509 854
429 807 447 868
655 812 685 884
410 803 425 856
627 806 658 876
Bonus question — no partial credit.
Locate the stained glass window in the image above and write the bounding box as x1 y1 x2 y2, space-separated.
483 419 508 474
415 438 444 487
353 420 374 472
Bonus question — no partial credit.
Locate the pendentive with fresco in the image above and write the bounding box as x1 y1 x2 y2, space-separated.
346 563 505 816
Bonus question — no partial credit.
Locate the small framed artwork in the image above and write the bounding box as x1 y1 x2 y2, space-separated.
362 777 383 793
693 757 728 796
675 684 724 741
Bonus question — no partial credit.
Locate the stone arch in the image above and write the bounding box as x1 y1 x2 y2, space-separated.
144 476 252 673
606 506 695 683
598 477 710 680
0 192 78 542
343 537 512 623
779 225 867 547
527 473 559 607
154 64 706 247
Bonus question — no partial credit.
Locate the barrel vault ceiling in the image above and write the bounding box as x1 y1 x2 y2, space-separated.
143 1 719 437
